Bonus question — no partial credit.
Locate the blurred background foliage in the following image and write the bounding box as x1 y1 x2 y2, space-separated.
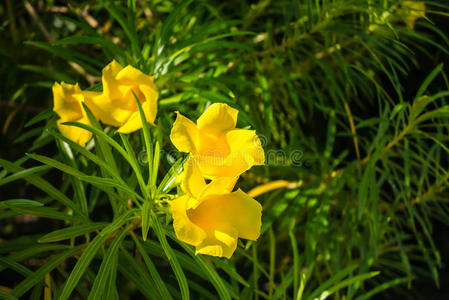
1 0 449 299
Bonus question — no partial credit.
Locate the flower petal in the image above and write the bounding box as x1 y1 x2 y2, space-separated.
195 226 238 259
52 82 83 121
197 103 238 135
139 84 158 125
101 60 123 96
194 152 248 178
226 129 265 166
57 117 92 147
198 176 238 199
116 101 155 133
170 112 200 153
181 158 206 200
169 195 207 246
188 189 262 242
116 65 157 88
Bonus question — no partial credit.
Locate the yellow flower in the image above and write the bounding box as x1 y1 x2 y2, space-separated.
91 60 158 133
52 82 99 146
169 158 262 258
402 1 425 29
170 103 265 178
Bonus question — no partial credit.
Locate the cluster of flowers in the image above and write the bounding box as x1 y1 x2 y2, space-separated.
53 61 265 258
170 103 265 258
53 60 158 146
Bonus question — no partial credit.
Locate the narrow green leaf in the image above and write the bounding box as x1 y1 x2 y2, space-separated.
132 233 173 300
55 212 136 300
26 153 85 178
151 141 160 189
168 232 231 300
8 207 77 221
119 133 150 200
415 63 444 98
25 109 54 128
0 290 18 300
156 157 185 196
151 213 190 300
141 201 151 241
0 159 84 218
38 223 108 243
11 245 84 297
87 225 131 300
354 276 412 300
79 175 144 203
0 165 51 186
103 2 141 61
131 89 154 190
0 256 33 277
53 36 125 59
0 199 43 209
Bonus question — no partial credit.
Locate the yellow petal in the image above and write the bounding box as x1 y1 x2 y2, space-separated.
57 118 92 147
116 65 157 89
195 226 238 259
116 101 155 133
169 195 207 246
194 152 248 178
198 176 238 199
52 82 83 121
93 61 158 130
188 189 262 243
139 84 158 125
89 94 122 127
197 103 238 135
226 129 265 166
181 158 206 199
170 112 200 153
52 82 95 146
101 60 124 96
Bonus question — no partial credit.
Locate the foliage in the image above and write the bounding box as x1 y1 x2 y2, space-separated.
1 0 449 299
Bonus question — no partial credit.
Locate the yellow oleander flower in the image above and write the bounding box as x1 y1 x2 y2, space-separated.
170 103 265 178
52 82 99 146
402 1 425 29
169 158 262 258
91 60 158 133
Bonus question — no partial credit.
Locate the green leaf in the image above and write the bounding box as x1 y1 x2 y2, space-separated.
8 207 77 221
132 233 173 300
119 133 150 201
103 2 141 61
26 153 86 178
415 63 444 98
141 201 152 241
38 223 109 243
0 199 43 209
0 159 85 219
11 245 84 297
25 41 102 75
156 157 185 196
0 290 18 300
168 231 231 300
87 226 131 300
132 89 154 184
0 256 33 277
0 165 51 186
55 211 137 300
79 175 144 202
354 277 413 300
53 36 125 59
151 213 190 300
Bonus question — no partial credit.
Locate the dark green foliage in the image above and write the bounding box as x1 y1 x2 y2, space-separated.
1 0 449 299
